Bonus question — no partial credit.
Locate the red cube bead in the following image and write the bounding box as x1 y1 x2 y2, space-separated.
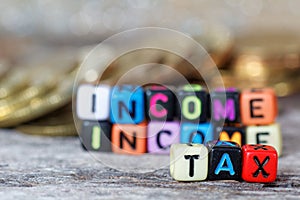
242 144 278 183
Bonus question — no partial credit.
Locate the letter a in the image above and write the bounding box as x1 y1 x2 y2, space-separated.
214 153 235 175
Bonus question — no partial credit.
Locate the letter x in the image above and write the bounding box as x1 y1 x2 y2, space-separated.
251 145 268 150
184 155 199 177
252 156 270 178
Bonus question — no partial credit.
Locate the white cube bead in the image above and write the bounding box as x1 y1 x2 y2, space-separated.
246 123 282 156
76 84 111 120
170 143 208 181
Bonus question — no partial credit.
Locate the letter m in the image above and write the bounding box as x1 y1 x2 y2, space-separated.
219 131 242 146
213 99 235 121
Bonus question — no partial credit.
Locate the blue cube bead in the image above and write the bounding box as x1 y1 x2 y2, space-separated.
180 122 214 144
110 85 145 124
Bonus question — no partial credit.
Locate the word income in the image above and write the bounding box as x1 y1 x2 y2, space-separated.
76 84 281 155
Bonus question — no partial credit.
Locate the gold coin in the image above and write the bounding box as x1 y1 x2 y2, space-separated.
26 103 74 124
227 32 300 95
16 123 77 137
0 79 56 117
0 47 82 130
16 103 77 136
0 69 76 127
0 60 78 118
0 68 30 99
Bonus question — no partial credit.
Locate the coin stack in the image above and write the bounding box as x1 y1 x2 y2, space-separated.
224 32 300 96
0 49 79 136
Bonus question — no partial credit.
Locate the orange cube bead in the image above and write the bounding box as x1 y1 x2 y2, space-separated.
240 88 277 125
111 122 147 155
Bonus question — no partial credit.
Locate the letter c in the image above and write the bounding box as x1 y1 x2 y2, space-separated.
150 93 168 118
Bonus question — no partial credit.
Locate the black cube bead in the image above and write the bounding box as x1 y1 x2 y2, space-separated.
207 141 242 181
145 85 176 121
80 121 112 152
177 84 208 123
211 88 240 124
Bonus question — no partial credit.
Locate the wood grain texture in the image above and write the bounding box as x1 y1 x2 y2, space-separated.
0 94 300 199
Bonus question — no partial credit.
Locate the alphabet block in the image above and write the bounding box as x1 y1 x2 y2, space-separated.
170 144 208 181
242 144 278 183
177 84 208 123
211 88 240 124
240 88 277 125
111 123 147 155
207 141 242 181
215 126 246 146
110 85 145 124
77 84 111 121
147 121 180 154
145 85 176 121
180 122 213 144
246 123 282 156
80 121 112 152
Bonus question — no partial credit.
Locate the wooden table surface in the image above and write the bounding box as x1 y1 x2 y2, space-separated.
0 94 299 199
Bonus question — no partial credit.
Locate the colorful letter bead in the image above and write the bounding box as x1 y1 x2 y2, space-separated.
77 84 111 120
208 141 242 181
110 85 145 124
246 123 282 156
215 126 246 146
80 121 112 152
180 122 213 144
240 88 277 125
170 144 208 181
177 84 208 123
145 85 176 121
147 121 180 154
111 123 147 155
211 88 240 124
242 144 278 183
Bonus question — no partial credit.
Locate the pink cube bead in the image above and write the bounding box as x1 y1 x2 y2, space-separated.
147 121 180 154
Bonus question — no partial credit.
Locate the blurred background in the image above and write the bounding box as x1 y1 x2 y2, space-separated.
0 0 300 136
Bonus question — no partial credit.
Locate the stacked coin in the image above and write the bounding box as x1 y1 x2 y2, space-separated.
229 32 300 96
17 104 76 136
0 49 79 136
